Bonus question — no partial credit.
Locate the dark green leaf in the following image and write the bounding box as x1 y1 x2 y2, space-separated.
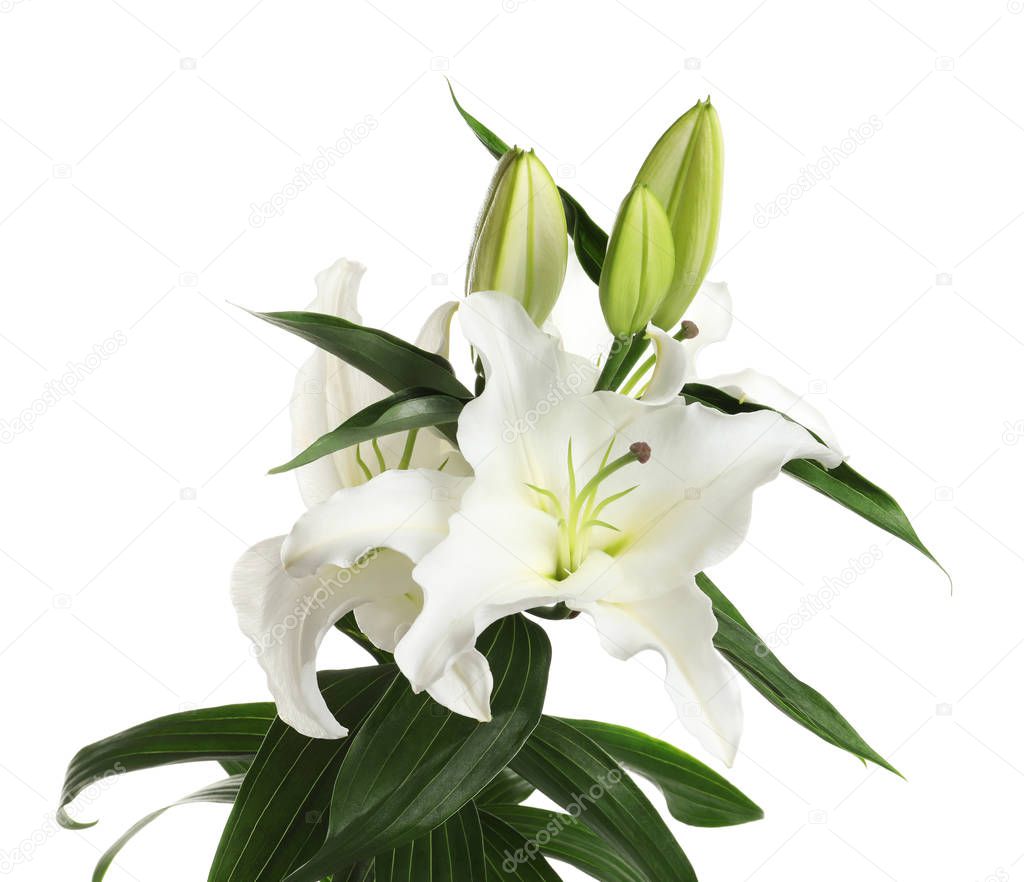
93 776 242 882
331 864 374 882
271 388 463 474
683 383 943 573
480 811 563 881
289 615 552 881
448 83 607 286
559 718 763 827
478 767 535 807
699 572 900 775
510 716 697 882
253 309 472 401
374 802 486 882
208 666 398 882
59 702 274 829
335 612 393 664
486 805 646 882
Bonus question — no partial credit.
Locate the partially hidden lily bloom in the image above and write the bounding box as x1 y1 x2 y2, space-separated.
280 289 841 763
633 279 844 453
230 258 486 739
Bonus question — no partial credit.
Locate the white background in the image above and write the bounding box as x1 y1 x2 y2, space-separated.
1 1 1022 880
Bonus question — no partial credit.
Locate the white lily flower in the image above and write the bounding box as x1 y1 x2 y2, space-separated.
282 290 841 763
231 258 485 740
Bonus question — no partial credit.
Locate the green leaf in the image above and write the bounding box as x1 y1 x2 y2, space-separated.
478 767 535 807
682 382 943 573
253 309 472 401
335 611 393 665
59 702 275 829
559 718 763 827
699 572 900 775
331 864 374 882
510 716 697 882
480 811 563 881
270 388 464 474
448 83 606 286
486 805 646 882
93 776 242 882
374 802 486 882
289 615 552 881
208 666 398 882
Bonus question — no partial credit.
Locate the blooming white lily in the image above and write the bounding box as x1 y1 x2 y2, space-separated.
632 281 843 453
231 258 485 740
282 290 841 762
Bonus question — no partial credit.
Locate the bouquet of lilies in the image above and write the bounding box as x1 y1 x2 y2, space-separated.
59 87 940 882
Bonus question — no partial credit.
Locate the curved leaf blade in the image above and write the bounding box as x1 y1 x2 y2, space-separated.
289 615 552 880
374 802 486 882
59 702 274 828
271 388 463 474
683 382 943 573
559 718 763 827
699 573 900 775
510 716 698 882
253 309 472 401
486 805 645 882
93 776 242 882
478 767 535 807
208 666 398 882
480 811 563 881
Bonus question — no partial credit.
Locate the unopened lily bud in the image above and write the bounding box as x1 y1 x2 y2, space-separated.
466 147 568 326
634 98 723 329
599 185 675 337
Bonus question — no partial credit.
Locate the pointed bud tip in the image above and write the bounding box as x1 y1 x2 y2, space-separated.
629 441 652 464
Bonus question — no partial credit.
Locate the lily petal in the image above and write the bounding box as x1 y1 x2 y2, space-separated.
575 581 742 765
231 536 411 738
705 368 844 454
599 402 842 603
283 468 469 578
642 325 694 405
685 280 732 358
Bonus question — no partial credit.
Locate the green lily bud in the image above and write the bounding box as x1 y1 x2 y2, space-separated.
466 147 568 326
634 98 723 329
599 184 675 337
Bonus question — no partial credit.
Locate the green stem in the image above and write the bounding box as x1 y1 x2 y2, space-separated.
593 335 632 391
397 429 419 470
608 333 651 390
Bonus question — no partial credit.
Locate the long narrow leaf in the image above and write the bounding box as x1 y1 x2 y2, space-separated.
510 716 698 882
699 573 900 775
486 805 645 882
374 802 486 882
560 718 763 827
253 309 472 400
208 666 398 882
59 702 274 828
271 387 463 474
93 776 242 882
289 615 551 881
480 811 563 881
477 767 535 807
